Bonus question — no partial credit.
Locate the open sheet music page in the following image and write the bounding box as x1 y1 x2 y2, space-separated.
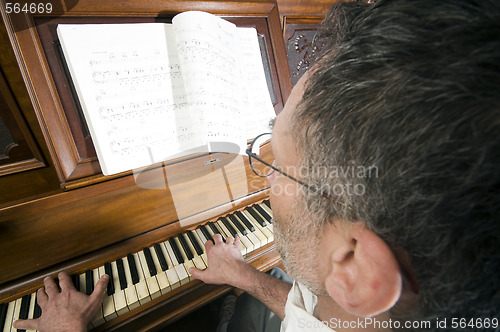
172 11 274 153
58 23 202 175
172 11 245 153
234 27 276 139
57 12 275 176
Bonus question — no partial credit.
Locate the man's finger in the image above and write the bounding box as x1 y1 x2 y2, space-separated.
89 274 109 303
43 276 59 297
204 239 215 249
234 236 241 249
213 234 223 243
36 287 48 307
13 318 40 330
58 271 75 291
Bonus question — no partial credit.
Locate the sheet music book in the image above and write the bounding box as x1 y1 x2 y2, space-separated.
57 11 275 175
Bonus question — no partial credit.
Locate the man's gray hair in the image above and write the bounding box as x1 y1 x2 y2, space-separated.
292 0 500 329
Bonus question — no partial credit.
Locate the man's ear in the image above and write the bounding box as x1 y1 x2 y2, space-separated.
323 222 402 317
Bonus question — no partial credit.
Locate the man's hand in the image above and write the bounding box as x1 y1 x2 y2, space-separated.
189 234 253 288
13 271 108 332
190 233 292 319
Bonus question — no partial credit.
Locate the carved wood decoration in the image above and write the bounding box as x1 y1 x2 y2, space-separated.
283 17 322 86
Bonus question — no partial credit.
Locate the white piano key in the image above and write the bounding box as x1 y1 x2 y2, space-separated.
217 220 251 254
131 253 151 305
193 229 209 265
91 268 106 327
213 220 229 238
187 231 204 256
183 260 195 281
173 237 189 263
204 224 216 239
26 293 36 332
243 210 274 242
179 233 196 260
149 246 171 294
78 272 94 329
173 236 196 281
192 255 206 270
11 298 21 332
163 240 179 266
189 229 206 253
184 235 206 270
181 232 207 280
222 218 256 250
163 241 189 285
3 301 15 332
194 228 208 246
158 242 181 290
121 257 140 311
137 251 161 300
98 266 118 322
110 261 129 316
241 223 261 248
173 262 189 285
243 210 274 241
237 213 267 245
259 203 273 218
215 220 245 254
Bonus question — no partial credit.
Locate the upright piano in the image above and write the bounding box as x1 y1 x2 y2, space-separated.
0 0 329 330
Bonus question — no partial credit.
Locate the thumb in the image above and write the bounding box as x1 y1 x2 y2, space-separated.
90 274 109 304
189 267 206 281
14 318 40 330
84 274 108 322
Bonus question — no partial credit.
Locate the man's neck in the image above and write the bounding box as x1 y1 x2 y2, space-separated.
316 294 393 331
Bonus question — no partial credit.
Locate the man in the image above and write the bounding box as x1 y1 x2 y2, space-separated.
14 0 500 331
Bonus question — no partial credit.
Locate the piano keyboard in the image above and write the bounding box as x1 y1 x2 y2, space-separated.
1 201 274 332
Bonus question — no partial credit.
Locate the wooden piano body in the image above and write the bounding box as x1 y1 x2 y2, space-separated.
0 0 334 330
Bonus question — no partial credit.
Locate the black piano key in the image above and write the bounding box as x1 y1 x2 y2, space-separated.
33 294 42 319
0 303 8 330
235 211 255 232
200 225 214 244
233 211 252 235
187 231 204 255
208 222 225 242
127 254 140 285
263 200 271 209
168 238 184 264
104 262 115 296
178 234 194 260
19 294 31 321
85 270 94 295
116 258 128 290
255 204 272 223
72 274 80 292
247 207 267 227
221 217 238 237
154 243 170 271
143 247 157 276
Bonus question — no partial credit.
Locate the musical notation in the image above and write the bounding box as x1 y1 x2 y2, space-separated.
57 13 274 175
